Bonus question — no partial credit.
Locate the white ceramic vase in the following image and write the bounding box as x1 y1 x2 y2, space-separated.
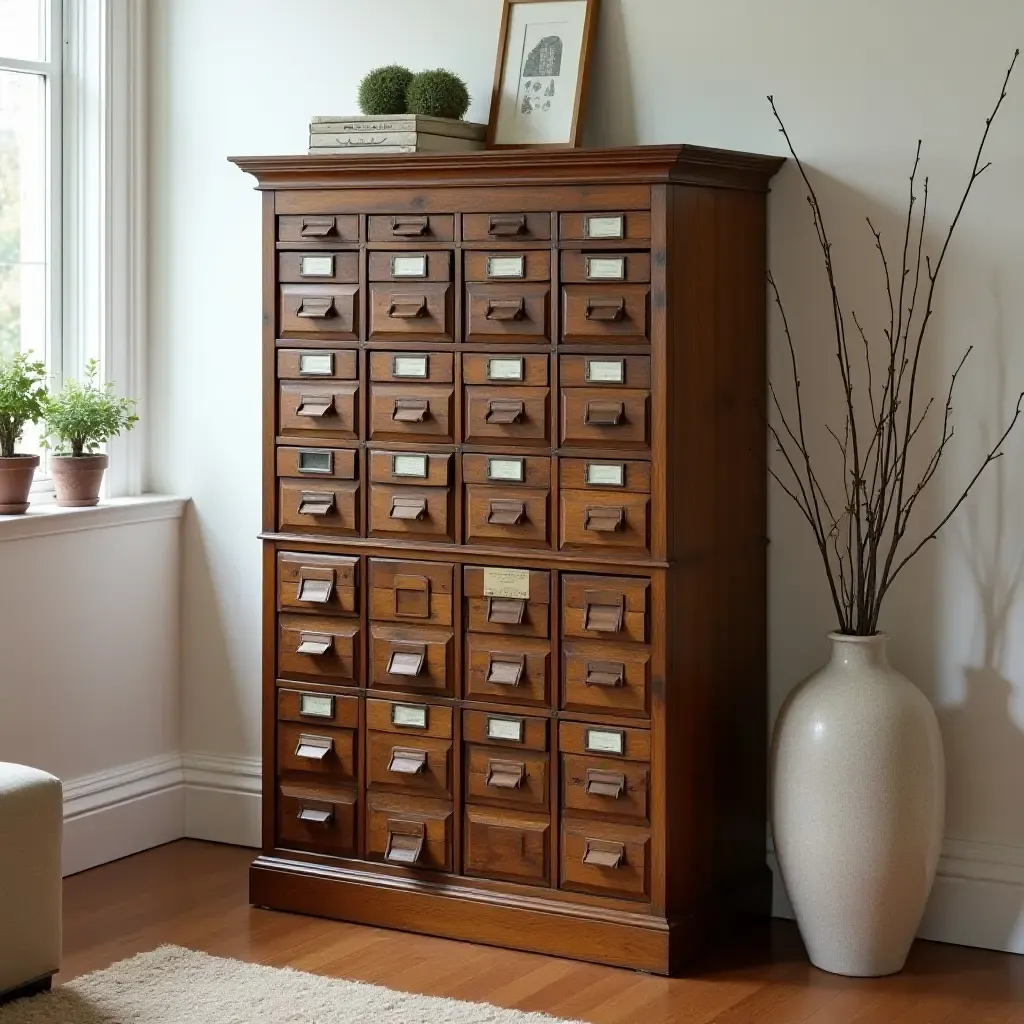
770 633 945 977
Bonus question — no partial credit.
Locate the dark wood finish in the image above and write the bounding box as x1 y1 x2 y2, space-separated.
233 144 782 974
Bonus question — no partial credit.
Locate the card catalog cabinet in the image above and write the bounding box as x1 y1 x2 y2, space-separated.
232 145 783 975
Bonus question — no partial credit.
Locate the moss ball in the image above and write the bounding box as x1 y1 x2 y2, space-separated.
405 69 470 120
357 65 414 116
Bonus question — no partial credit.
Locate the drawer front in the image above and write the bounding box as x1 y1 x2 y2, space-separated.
562 752 650 821
369 282 453 341
562 285 649 344
560 387 649 450
366 793 453 871
369 559 454 626
369 351 454 385
277 782 356 857
463 709 548 751
465 484 550 548
465 635 550 707
561 818 650 901
369 383 455 444
464 807 550 886
465 283 549 343
369 623 454 696
370 450 451 488
277 614 359 685
367 214 454 242
278 214 359 244
465 744 549 811
367 731 451 797
559 211 651 242
368 698 453 740
562 574 649 643
369 483 453 543
559 354 651 390
464 386 550 447
561 251 651 284
277 348 358 382
462 453 551 488
280 284 359 338
559 457 651 494
277 688 359 729
276 445 357 483
279 382 359 440
277 720 356 781
462 353 549 388
559 720 652 763
279 479 360 535
277 551 358 615
464 250 550 283
368 250 452 282
562 640 651 717
279 251 359 284
559 488 650 554
464 566 550 638
463 212 551 241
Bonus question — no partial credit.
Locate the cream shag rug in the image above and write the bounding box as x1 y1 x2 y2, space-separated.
0 946 586 1023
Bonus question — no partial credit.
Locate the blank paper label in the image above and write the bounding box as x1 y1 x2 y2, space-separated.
585 728 625 756
299 255 335 277
487 717 525 743
487 458 524 482
299 353 334 376
392 255 427 278
586 256 625 280
487 358 524 381
585 215 624 239
392 704 428 729
586 463 625 487
299 694 335 718
393 356 428 378
586 359 625 383
393 454 428 478
486 255 525 279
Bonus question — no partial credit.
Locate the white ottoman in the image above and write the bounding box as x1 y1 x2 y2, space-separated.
0 763 62 1000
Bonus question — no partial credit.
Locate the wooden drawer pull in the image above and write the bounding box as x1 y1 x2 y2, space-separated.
296 296 336 319
583 838 625 869
485 297 525 321
585 506 625 532
393 574 430 619
387 645 426 678
487 596 526 625
485 398 525 424
296 393 335 418
585 400 625 426
388 747 428 775
294 733 333 760
487 655 525 686
486 759 526 790
585 661 625 688
585 297 626 322
298 491 336 517
297 805 334 824
392 397 429 422
390 215 429 237
585 769 626 799
296 631 334 656
387 294 428 319
300 217 335 238
390 495 428 521
488 213 526 236
385 819 425 863
297 570 334 604
487 498 525 526
582 591 625 633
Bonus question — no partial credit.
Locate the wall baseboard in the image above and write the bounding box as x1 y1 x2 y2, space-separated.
182 752 262 848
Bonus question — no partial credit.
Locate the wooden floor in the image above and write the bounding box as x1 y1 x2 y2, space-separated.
60 840 1024 1023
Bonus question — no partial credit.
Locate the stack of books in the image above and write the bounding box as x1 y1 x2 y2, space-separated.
309 114 487 155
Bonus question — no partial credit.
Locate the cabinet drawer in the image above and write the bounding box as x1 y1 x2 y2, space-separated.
369 559 454 626
277 720 356 781
369 623 454 696
462 453 551 488
465 250 550 283
562 752 650 821
463 212 551 241
559 354 651 389
559 488 650 554
369 383 455 444
368 698 452 739
464 566 550 638
279 251 359 284
277 348 358 382
277 551 358 615
465 744 548 811
562 574 649 643
560 387 649 450
559 720 652 762
562 285 649 344
367 214 454 242
462 353 549 387
561 640 651 717
280 284 359 339
369 483 453 543
277 782 356 857
369 282 453 341
278 479 360 536
465 484 549 548
279 381 359 441
559 458 651 494
463 709 548 750
561 818 650 901
464 386 549 447
276 445 357 483
367 730 451 797
561 251 651 284
559 211 651 242
277 614 359 685
465 283 549 343
464 634 551 707
370 450 451 488
278 688 359 729
465 807 551 886
368 250 452 282
278 214 359 245
366 793 453 872
369 351 454 384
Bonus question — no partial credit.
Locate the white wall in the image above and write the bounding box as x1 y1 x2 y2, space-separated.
148 0 1024 950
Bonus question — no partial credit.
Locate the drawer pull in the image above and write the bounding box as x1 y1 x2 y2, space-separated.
387 294 428 319
585 506 625 532
485 398 525 424
294 733 333 760
387 645 426 678
487 213 527 236
585 769 626 799
385 819 425 863
390 215 429 237
296 631 334 656
392 397 430 423
585 400 625 427
297 805 334 824
296 296 336 319
585 297 626 322
296 393 335 418
393 574 430 619
388 747 428 775
486 759 526 790
298 491 336 517
297 571 334 604
485 297 525 321
300 216 335 238
487 499 526 526
583 838 625 869
585 661 625 688
487 655 525 687
582 591 625 633
487 596 526 625
390 495 428 521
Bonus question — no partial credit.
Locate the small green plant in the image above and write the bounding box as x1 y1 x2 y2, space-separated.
406 69 470 120
0 351 48 458
358 65 414 115
42 359 138 457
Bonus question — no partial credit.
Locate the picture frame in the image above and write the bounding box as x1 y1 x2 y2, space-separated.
486 0 599 149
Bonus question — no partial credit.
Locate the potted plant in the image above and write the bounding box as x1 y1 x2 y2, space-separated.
0 352 48 514
42 359 138 507
769 51 1020 978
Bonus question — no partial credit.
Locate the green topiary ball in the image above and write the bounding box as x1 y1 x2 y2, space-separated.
405 69 470 120
357 65 414 116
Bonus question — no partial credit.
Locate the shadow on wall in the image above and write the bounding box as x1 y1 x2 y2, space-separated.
581 0 637 148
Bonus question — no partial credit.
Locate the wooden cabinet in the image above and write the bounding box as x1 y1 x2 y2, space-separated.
233 144 782 975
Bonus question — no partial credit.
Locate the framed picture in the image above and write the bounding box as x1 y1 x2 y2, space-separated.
487 0 599 149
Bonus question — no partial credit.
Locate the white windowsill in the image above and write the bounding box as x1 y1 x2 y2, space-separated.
0 495 188 542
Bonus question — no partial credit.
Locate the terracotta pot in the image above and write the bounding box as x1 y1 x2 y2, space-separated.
0 454 41 514
770 633 945 976
51 454 109 508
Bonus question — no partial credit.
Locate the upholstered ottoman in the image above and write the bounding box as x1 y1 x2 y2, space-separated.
0 763 62 1001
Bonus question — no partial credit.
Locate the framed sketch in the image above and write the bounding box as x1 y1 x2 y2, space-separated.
487 0 599 149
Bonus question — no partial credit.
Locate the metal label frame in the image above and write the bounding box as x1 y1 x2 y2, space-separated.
391 704 429 729
585 358 626 384
299 254 336 278
392 453 429 479
392 354 429 379
298 352 335 377
297 448 334 475
299 693 335 718
486 254 526 279
586 462 626 488
390 254 428 279
584 214 625 240
486 357 524 381
486 457 525 483
486 716 525 743
585 255 626 281
585 727 625 756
